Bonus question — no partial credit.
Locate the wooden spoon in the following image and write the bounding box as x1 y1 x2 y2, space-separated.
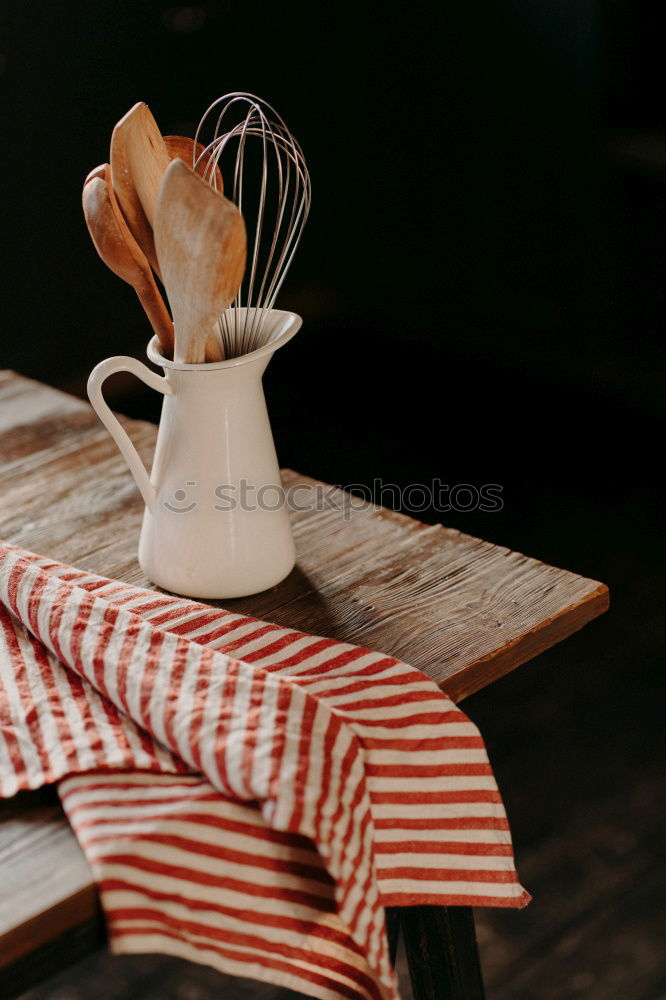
154 159 246 364
83 163 174 357
163 136 224 191
110 102 170 275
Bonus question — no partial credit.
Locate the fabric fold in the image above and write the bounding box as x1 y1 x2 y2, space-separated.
0 541 529 1000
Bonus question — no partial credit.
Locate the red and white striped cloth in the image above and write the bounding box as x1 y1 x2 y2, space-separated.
0 542 528 1000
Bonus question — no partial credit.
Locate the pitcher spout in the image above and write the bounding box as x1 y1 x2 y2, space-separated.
146 308 302 372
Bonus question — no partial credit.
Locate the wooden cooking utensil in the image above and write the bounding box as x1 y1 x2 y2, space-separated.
163 136 224 191
154 159 246 364
110 102 170 275
83 163 174 358
86 164 106 184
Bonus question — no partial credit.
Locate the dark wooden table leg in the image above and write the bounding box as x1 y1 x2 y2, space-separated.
385 907 401 966
400 906 485 1000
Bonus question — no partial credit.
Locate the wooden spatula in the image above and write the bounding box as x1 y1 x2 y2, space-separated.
83 163 174 357
154 159 246 364
110 102 170 276
163 136 224 191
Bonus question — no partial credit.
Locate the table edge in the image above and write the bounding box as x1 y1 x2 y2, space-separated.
443 581 610 701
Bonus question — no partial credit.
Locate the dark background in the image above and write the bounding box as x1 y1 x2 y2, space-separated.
1 1 665 997
0 0 663 552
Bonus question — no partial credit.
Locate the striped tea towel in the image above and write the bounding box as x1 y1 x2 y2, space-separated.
0 542 529 1000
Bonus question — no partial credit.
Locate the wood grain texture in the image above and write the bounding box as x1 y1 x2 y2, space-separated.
0 370 608 986
0 791 100 972
401 906 485 1000
163 136 224 191
154 160 246 363
110 101 169 275
82 165 174 357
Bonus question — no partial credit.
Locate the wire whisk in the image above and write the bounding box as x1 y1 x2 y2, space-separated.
192 93 311 358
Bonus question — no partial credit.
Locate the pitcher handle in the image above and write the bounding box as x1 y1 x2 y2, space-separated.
87 356 171 512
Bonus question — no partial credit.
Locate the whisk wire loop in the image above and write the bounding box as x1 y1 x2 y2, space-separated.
193 93 310 359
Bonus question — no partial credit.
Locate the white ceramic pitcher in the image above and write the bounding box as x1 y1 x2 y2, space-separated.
87 308 301 599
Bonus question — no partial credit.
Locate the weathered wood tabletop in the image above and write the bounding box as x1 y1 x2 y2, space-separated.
0 370 609 991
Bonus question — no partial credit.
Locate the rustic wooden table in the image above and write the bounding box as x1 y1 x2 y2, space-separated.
0 371 609 997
